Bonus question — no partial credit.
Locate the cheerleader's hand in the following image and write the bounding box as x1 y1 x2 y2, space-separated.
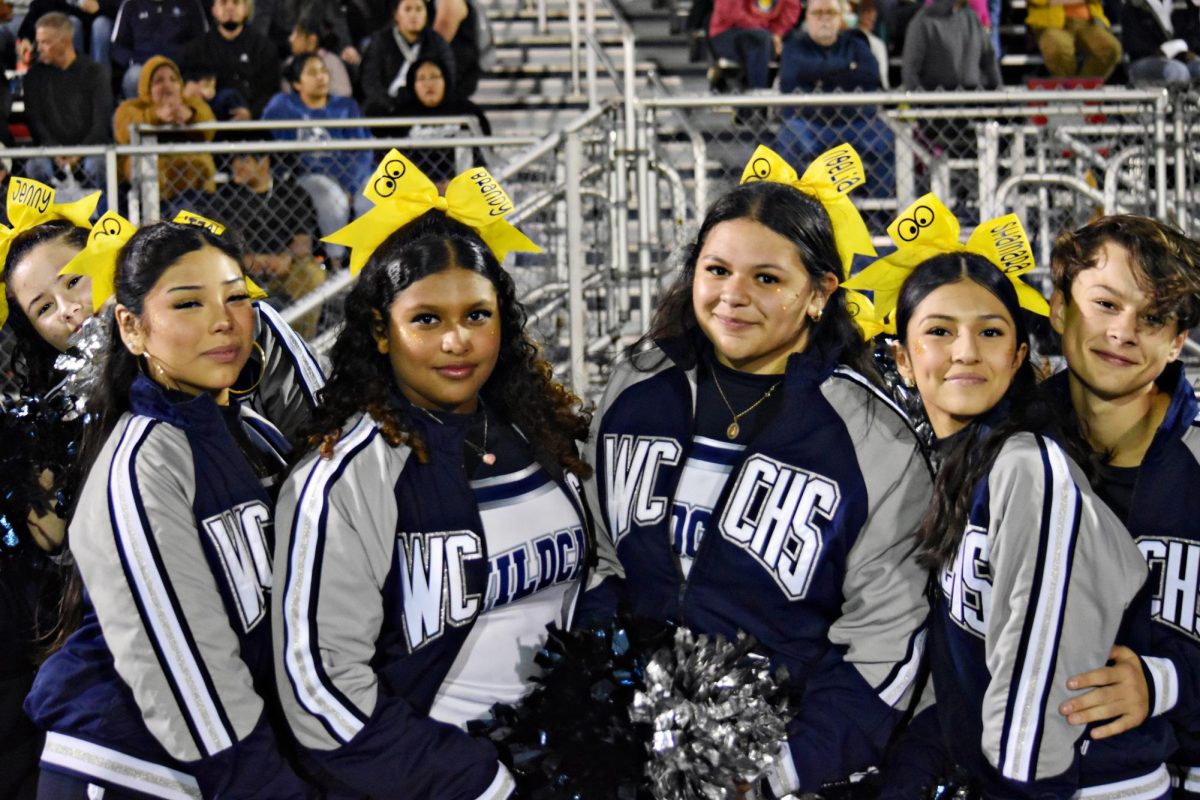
1059 646 1149 739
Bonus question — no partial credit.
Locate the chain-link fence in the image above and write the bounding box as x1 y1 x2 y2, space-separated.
5 89 1200 400
639 87 1182 292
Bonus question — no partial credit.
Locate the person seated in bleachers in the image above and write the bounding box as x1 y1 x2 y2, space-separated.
284 11 353 96
181 56 252 120
776 0 892 195
262 52 372 197
360 0 454 114
110 0 208 98
853 0 890 88
708 0 799 89
113 54 216 203
22 11 112 191
1122 0 1200 85
16 0 117 67
431 0 482 97
394 53 491 184
902 0 999 89
176 0 281 117
1026 0 1121 79
211 148 327 336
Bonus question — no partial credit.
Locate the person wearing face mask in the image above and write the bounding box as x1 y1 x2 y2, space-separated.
23 218 318 800
360 0 454 116
176 0 281 117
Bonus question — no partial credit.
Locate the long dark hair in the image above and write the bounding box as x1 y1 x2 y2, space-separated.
634 180 876 379
900 253 1082 569
45 222 244 654
2 221 91 394
306 210 592 478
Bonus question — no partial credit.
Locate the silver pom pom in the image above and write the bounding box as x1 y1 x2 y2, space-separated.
630 628 790 799
51 315 110 418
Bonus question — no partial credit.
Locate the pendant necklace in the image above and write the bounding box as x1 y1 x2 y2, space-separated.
711 370 782 440
414 401 497 465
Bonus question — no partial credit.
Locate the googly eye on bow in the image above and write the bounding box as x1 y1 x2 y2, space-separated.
326 149 541 275
373 158 408 198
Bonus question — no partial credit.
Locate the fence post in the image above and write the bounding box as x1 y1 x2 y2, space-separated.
1174 91 1188 230
565 130 588 396
105 147 119 219
1155 91 1169 221
635 104 654 333
978 121 999 219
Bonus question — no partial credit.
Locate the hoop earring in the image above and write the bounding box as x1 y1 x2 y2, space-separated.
228 342 266 396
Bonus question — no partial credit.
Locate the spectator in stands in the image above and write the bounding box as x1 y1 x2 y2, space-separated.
394 53 491 183
776 0 892 194
1026 0 1121 79
361 0 454 114
176 0 281 117
346 0 390 47
902 0 999 89
262 51 372 251
113 54 216 202
214 148 327 335
707 0 799 89
17 0 117 67
432 0 481 97
284 11 353 96
181 56 251 120
262 52 372 196
111 0 207 98
1122 0 1200 85
855 0 890 88
23 12 111 190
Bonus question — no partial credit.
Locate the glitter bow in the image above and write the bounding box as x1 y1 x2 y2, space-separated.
739 143 877 278
322 149 542 275
843 193 1049 334
171 210 268 300
0 178 99 329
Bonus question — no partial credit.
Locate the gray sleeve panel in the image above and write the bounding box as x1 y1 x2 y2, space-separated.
274 416 405 750
823 372 934 709
250 303 328 441
980 434 1147 784
71 415 266 763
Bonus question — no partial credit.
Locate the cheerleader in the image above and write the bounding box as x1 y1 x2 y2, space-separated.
582 147 932 793
23 220 313 799
0 179 324 441
866 201 1168 797
272 154 590 799
1040 216 1200 795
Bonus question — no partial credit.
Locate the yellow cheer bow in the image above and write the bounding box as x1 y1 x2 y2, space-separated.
323 150 542 275
0 178 100 329
172 210 268 300
843 193 1049 334
844 289 886 340
61 211 137 312
739 144 877 277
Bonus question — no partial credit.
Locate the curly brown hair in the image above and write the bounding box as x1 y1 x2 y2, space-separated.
305 210 593 478
1050 214 1200 331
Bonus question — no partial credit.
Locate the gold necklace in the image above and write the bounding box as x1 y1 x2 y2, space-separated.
711 370 782 440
